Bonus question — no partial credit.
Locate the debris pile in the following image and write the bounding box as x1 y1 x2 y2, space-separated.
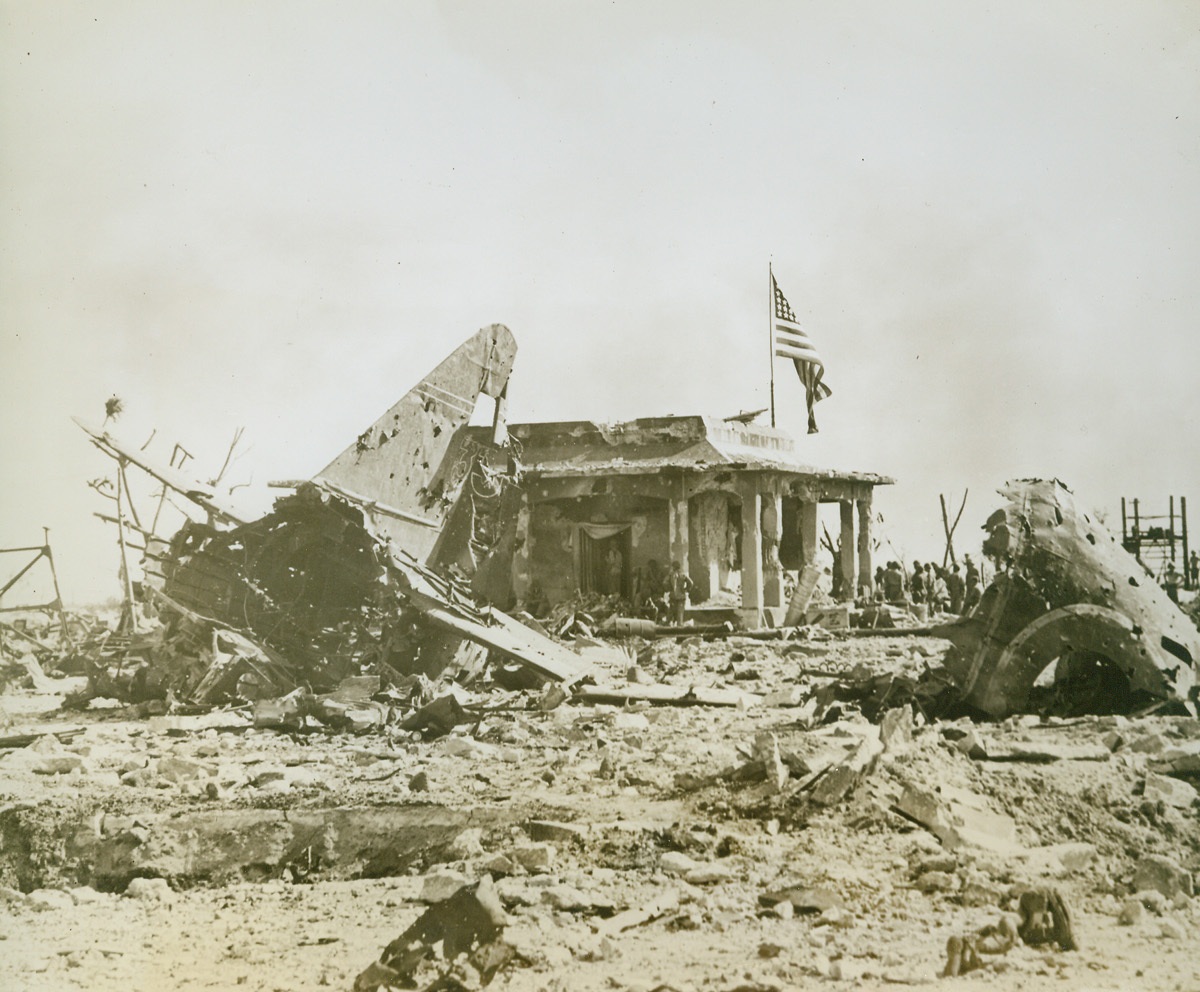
4 605 1200 988
3 324 1200 990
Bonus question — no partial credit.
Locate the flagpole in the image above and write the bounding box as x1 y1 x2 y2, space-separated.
768 261 776 428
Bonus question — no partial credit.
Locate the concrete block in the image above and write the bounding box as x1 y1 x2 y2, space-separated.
1134 854 1193 899
1144 772 1199 809
511 842 556 872
421 867 470 903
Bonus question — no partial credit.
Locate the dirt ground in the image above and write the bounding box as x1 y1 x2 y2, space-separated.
2 629 1200 992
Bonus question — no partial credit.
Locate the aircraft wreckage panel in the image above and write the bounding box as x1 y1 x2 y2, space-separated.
76 324 587 705
313 323 517 563
938 479 1199 716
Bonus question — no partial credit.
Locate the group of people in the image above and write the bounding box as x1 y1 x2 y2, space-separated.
619 546 988 622
875 555 982 616
631 558 694 624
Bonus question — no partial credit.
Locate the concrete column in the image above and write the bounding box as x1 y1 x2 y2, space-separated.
512 491 533 603
690 491 726 602
718 499 733 593
740 480 763 624
799 500 818 565
762 490 784 608
668 493 689 576
838 500 855 602
856 497 873 597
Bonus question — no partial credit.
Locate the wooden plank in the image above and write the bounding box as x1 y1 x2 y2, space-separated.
574 682 759 708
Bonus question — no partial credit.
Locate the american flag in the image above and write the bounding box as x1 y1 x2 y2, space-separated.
773 274 831 434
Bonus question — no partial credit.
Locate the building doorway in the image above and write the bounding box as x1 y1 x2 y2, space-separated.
579 525 632 597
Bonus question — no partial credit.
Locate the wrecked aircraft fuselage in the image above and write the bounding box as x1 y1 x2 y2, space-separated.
937 479 1200 717
77 324 588 706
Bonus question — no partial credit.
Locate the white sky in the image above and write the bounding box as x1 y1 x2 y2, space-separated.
2 1 1198 604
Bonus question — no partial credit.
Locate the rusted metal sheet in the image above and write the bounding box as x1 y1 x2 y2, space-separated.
937 479 1200 716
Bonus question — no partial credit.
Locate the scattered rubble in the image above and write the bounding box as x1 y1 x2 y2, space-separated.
3 330 1200 990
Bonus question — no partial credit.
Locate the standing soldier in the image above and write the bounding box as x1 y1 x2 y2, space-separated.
963 574 982 615
1164 562 1181 603
947 564 966 614
667 561 694 625
883 561 905 603
964 554 980 588
910 561 926 604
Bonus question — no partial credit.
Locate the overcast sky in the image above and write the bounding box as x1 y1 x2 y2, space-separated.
2 1 1198 604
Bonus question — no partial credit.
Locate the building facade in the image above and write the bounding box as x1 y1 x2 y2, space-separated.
466 416 891 626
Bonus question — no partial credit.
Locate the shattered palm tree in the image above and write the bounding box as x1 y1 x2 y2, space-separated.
935 479 1199 717
76 325 589 705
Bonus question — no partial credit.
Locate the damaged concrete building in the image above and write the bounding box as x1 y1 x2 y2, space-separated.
466 416 892 626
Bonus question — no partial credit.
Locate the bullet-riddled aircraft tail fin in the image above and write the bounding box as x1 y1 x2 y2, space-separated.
311 324 517 562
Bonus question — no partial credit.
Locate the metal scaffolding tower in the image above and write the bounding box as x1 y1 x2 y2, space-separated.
1121 496 1191 590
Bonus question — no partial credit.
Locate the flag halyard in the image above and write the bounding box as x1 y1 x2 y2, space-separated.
772 274 830 434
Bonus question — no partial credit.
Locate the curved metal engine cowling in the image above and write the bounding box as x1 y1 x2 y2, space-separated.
938 479 1199 717
972 604 1185 715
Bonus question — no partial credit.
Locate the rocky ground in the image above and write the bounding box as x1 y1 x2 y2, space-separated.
2 627 1200 992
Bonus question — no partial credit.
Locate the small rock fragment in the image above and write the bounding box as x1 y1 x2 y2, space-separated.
27 889 74 912
1160 917 1186 940
915 871 958 893
684 861 736 885
1118 898 1145 926
420 868 470 903
511 843 556 872
124 878 173 902
659 851 698 877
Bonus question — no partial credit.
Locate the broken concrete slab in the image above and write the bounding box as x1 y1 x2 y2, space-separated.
980 741 1112 763
354 874 510 992
2 803 528 891
894 781 1020 854
1149 740 1200 775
